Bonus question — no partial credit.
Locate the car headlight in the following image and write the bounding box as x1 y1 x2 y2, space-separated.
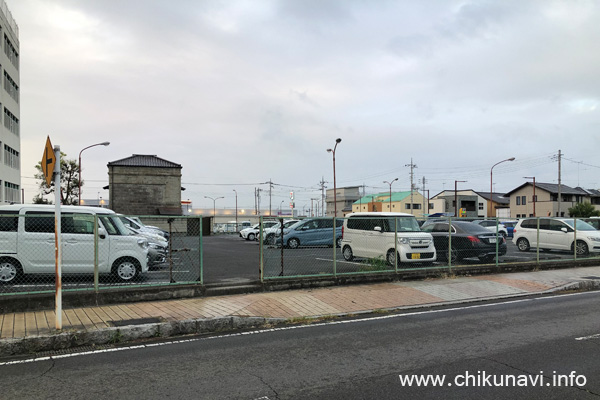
398 237 409 244
588 237 600 242
138 239 149 250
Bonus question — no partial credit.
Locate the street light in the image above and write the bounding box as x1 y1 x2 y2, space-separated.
279 200 284 214
78 141 110 205
524 176 536 217
489 157 515 218
204 196 224 230
327 138 342 217
383 178 398 211
233 189 238 231
455 180 467 217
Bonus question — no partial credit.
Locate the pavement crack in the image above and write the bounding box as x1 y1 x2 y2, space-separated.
250 373 280 399
38 358 56 378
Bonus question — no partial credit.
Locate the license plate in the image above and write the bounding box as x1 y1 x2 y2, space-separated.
489 238 496 243
411 253 421 259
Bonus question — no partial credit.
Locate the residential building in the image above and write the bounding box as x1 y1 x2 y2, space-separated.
326 186 362 217
429 190 510 218
352 191 426 216
505 182 598 218
0 1 19 203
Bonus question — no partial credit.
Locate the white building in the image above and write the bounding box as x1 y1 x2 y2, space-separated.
0 1 19 203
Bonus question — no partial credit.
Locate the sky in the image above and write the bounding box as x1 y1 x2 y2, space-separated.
7 0 600 214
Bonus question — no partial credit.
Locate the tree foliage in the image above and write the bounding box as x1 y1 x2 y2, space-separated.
33 152 81 205
568 202 600 218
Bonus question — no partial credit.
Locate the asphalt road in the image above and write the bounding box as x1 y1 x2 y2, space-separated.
2 291 600 399
2 234 596 293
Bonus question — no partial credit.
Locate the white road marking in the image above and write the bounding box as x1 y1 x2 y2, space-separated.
1 290 598 366
575 333 600 341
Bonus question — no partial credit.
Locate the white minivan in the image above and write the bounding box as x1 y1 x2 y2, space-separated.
0 205 149 283
341 212 436 266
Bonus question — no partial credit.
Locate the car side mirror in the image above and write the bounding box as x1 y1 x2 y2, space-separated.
98 227 107 239
561 227 568 233
374 226 382 232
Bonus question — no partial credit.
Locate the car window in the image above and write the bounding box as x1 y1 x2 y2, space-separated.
318 219 333 229
0 211 18 232
548 219 567 232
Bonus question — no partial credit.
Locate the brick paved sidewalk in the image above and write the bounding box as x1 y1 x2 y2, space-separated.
2 266 598 342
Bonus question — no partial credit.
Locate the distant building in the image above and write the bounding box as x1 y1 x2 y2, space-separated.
352 191 427 216
0 2 20 203
326 186 362 217
107 154 182 215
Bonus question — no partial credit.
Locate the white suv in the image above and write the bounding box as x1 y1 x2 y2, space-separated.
341 212 436 266
513 218 600 255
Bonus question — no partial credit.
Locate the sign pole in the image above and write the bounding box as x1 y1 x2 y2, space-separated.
54 146 62 330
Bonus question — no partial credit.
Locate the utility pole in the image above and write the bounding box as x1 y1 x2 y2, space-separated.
422 176 427 216
319 177 327 216
268 179 273 216
557 150 562 217
405 158 417 215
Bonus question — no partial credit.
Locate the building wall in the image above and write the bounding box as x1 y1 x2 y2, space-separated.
326 186 361 217
0 1 20 203
108 166 182 215
509 186 580 218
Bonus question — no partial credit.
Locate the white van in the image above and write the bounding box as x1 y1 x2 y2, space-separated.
0 205 149 283
341 212 436 265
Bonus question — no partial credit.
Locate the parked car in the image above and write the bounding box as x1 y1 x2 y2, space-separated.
513 218 600 255
500 220 518 238
0 205 149 283
120 216 170 241
276 218 343 248
240 220 279 241
421 220 507 263
262 219 300 244
125 226 168 267
581 217 600 230
471 220 509 238
340 212 436 266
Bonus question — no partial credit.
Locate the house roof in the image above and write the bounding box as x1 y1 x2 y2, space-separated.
504 182 587 196
353 191 414 205
107 154 182 168
474 191 510 205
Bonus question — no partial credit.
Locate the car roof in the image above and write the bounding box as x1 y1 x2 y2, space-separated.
346 212 415 217
0 204 116 214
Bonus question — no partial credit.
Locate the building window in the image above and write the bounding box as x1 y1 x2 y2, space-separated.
3 107 18 136
478 202 484 210
4 181 19 203
516 197 521 205
4 34 18 69
3 71 18 103
3 144 18 169
405 204 411 210
412 204 421 210
429 203 434 210
533 195 537 202
521 195 526 205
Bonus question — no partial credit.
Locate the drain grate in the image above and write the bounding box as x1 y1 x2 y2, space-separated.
581 276 600 280
109 317 162 327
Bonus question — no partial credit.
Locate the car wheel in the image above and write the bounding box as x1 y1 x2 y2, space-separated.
266 234 275 245
448 246 460 263
386 249 399 266
0 258 21 284
112 258 140 282
342 245 354 261
516 238 530 252
247 233 255 241
574 240 589 256
336 237 342 248
287 238 300 249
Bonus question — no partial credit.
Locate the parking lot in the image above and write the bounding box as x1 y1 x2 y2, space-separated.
2 233 598 295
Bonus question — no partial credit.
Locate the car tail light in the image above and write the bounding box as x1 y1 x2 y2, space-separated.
341 225 344 239
467 236 481 243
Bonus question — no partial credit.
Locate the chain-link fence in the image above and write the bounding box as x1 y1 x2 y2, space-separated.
260 215 600 280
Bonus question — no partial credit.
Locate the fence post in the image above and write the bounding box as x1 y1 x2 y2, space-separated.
94 214 99 292
448 216 452 272
394 217 398 273
536 217 540 265
199 216 204 284
333 216 337 277
574 219 578 261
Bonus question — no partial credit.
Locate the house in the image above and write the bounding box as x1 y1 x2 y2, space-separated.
352 191 427 216
504 182 598 218
326 186 362 217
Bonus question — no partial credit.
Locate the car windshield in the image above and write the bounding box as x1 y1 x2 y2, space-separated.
563 219 597 231
99 215 130 235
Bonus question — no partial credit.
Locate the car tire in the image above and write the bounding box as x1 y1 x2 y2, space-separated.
574 240 589 256
342 245 354 261
386 249 399 267
266 234 275 245
112 258 140 282
0 257 22 284
478 254 495 263
287 238 300 249
247 233 255 241
516 238 530 252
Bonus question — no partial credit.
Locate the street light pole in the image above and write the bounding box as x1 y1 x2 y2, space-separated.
78 141 110 205
327 138 342 217
489 157 515 218
524 176 536 217
204 196 224 230
383 178 398 211
455 180 467 217
233 189 238 231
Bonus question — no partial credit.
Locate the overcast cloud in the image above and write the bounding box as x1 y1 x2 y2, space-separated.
9 0 600 212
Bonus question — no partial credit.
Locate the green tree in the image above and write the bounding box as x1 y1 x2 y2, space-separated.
33 152 81 205
568 202 600 218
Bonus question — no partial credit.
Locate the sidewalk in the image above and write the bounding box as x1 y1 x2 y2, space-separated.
1 266 600 357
